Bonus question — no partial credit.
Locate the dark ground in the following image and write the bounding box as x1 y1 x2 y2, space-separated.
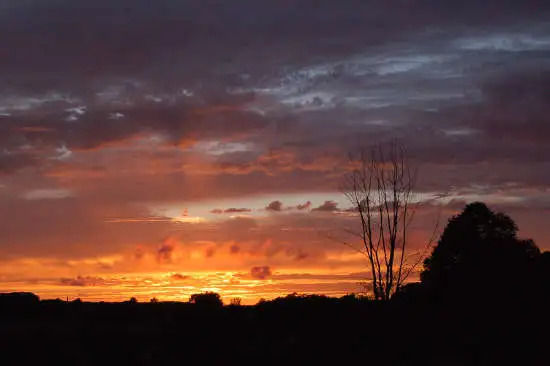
0 292 548 366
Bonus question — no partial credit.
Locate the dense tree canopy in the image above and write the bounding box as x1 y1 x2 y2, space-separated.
420 202 544 302
189 292 224 308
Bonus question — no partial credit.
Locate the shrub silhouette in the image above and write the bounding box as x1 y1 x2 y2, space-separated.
189 292 223 308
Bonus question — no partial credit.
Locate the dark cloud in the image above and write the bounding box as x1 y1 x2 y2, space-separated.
0 0 550 279
313 201 339 212
0 1 548 196
294 251 310 261
1 99 268 158
59 275 106 287
266 200 283 211
250 266 272 280
170 273 188 281
296 201 312 210
224 208 252 214
156 238 176 264
210 208 252 214
229 244 241 254
0 152 37 175
469 70 550 144
205 247 216 258
2 2 549 92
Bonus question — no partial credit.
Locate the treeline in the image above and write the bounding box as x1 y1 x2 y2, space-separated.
0 202 549 365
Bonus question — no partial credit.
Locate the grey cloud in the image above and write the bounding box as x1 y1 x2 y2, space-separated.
266 200 283 211
0 2 549 186
250 265 272 280
0 151 37 175
156 238 175 264
59 275 106 287
210 207 252 214
313 201 339 212
0 0 550 264
229 244 241 254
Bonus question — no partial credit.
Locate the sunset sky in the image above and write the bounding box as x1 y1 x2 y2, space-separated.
1 1 549 304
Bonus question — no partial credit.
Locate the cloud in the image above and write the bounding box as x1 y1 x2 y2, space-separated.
1 12 548 198
229 244 241 254
13 126 55 133
23 189 74 200
294 251 309 261
205 247 216 258
266 200 283 211
59 275 106 287
156 237 176 264
1 0 550 302
250 266 272 280
313 200 339 212
224 208 252 214
0 152 37 175
210 207 252 214
170 273 188 281
296 201 312 210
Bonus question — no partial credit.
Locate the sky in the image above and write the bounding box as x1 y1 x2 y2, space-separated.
1 0 550 304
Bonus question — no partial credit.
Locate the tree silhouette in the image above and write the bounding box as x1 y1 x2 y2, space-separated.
421 202 541 302
189 292 223 308
538 251 550 300
0 292 39 307
342 141 433 300
229 298 242 306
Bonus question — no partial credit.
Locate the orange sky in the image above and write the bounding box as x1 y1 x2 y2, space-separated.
1 1 550 304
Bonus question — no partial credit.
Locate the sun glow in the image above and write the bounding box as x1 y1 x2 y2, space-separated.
172 216 203 224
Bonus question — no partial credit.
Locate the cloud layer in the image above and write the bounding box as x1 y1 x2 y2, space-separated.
0 1 549 302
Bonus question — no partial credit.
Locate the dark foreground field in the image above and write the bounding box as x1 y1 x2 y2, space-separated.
1 291 548 366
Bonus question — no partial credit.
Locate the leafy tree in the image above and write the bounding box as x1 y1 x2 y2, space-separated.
421 202 541 302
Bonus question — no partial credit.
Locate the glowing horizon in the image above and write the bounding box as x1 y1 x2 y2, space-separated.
1 1 549 303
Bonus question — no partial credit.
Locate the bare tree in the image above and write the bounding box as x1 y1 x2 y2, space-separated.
341 141 431 300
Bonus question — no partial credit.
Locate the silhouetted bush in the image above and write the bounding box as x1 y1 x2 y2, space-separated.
189 292 223 308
